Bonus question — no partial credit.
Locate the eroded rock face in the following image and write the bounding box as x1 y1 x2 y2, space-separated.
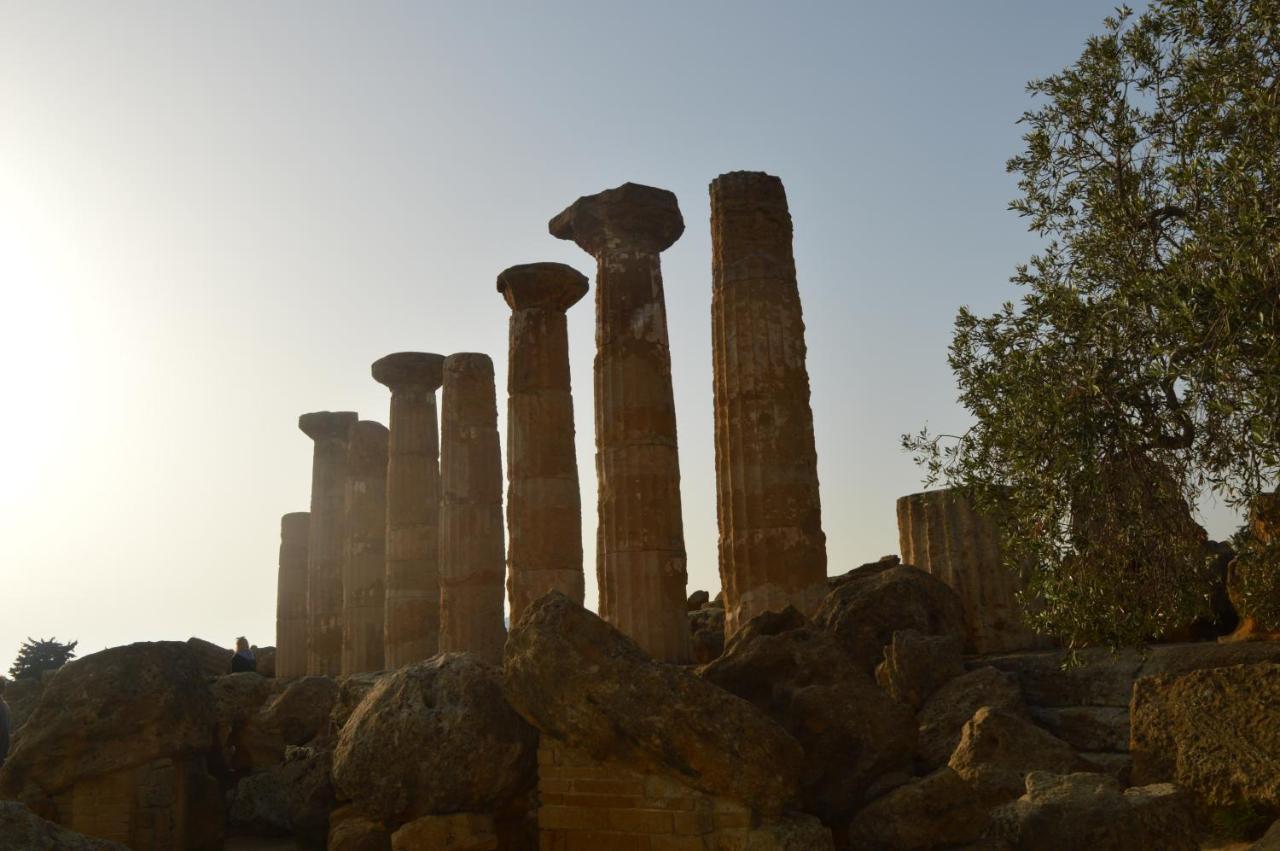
699 607 916 824
0 801 129 851
689 605 726 664
948 707 1097 805
0 642 223 851
988 772 1196 851
504 592 802 815
916 666 1027 770
814 563 965 675
332 653 536 825
1130 661 1280 811
390 813 499 851
847 767 989 850
875 629 964 709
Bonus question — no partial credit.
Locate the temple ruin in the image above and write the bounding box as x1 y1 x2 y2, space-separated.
709 171 828 637
371 351 446 668
341 420 389 675
297 410 358 676
550 182 693 664
438 352 507 665
498 261 590 623
273 511 309 680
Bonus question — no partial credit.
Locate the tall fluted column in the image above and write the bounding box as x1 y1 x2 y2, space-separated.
550 182 691 663
497 262 589 625
275 511 310 679
372 352 446 668
342 420 389 674
897 488 1038 654
438 353 506 664
299 410 358 675
709 171 827 637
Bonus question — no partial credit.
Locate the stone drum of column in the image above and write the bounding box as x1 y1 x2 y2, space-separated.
497 262 589 625
372 352 446 668
342 420 389 675
550 183 691 663
275 511 310 679
438 353 507 665
299 410 358 676
709 171 827 637
897 488 1038 654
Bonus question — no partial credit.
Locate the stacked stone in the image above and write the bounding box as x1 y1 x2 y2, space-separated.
498 262 589 625
342 420 389 675
438 353 507 665
274 511 310 679
709 171 827 637
896 488 1038 654
550 183 692 663
299 410 358 676
372 352 446 668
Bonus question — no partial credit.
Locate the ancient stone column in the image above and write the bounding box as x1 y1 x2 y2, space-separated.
438 353 507 664
372 352 446 668
299 410 358 676
342 420 389 675
709 171 827 637
550 182 691 663
897 488 1038 654
497 262 589 625
275 511 310 679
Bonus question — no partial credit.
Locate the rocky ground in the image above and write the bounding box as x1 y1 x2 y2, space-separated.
2 561 1279 850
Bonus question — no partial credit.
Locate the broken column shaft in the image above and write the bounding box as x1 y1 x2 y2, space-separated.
373 352 446 668
275 511 310 679
709 171 827 637
342 420 389 675
438 352 507 664
299 410 358 676
550 182 691 663
498 262 589 625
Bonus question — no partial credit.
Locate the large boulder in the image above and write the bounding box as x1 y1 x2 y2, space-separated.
390 813 499 851
947 707 1097 804
332 653 536 825
916 666 1027 770
689 606 727 664
875 629 964 709
815 563 965 674
699 607 916 824
0 642 224 851
186 637 234 678
333 671 387 730
0 801 129 850
4 674 49 735
504 592 803 816
987 772 1196 851
846 767 989 850
1130 661 1280 810
213 672 337 774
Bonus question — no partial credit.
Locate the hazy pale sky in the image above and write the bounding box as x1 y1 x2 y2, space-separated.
5 1 1228 663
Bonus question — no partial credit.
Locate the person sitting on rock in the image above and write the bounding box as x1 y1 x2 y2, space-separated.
0 677 11 768
230 637 256 674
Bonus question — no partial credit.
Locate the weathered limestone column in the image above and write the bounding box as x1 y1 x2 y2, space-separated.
550 183 691 663
275 511 310 679
497 262 589 624
372 352 446 668
342 420 389 675
299 410 358 676
897 488 1038 654
438 353 506 664
709 171 827 637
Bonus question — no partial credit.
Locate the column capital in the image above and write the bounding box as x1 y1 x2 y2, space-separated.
347 420 389 472
298 410 358 442
709 170 789 211
372 352 445 392
497 262 589 312
549 182 684 256
443 351 494 378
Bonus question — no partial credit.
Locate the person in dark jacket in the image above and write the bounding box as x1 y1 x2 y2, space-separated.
230 637 257 674
0 677 11 769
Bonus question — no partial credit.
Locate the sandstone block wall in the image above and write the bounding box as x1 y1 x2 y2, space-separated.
537 740 812 851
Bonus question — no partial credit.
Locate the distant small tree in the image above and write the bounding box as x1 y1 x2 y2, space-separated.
9 637 78 681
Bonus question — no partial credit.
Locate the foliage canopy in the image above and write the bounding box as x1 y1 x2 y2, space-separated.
905 0 1280 647
9 637 78 681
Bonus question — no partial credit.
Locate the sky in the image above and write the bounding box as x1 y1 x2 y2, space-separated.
3 1 1234 664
